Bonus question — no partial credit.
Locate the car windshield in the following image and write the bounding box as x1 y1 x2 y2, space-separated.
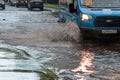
81 0 120 8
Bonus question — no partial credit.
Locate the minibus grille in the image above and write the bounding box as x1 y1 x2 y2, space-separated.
94 16 120 27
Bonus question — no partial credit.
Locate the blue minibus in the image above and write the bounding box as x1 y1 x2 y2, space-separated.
58 0 120 38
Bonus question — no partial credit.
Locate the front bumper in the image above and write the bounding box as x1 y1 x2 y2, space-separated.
16 2 28 6
10 2 16 6
30 2 43 8
80 27 120 38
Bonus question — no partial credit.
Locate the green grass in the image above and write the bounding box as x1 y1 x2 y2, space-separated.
44 3 59 8
39 66 59 80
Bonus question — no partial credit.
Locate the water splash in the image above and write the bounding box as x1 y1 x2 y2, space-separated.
0 47 31 59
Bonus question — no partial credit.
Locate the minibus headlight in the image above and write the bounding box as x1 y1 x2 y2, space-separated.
81 14 92 21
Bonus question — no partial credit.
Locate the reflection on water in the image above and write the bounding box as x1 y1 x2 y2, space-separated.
71 49 95 80
71 44 120 80
72 50 95 74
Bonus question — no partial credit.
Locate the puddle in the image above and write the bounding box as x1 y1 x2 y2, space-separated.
0 10 120 80
71 46 120 80
0 40 120 80
0 42 57 80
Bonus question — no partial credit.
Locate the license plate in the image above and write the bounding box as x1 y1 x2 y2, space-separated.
20 1 24 3
102 30 117 34
35 3 39 5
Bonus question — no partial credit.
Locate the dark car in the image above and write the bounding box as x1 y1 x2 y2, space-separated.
0 0 5 10
9 0 16 6
28 0 44 11
16 0 28 7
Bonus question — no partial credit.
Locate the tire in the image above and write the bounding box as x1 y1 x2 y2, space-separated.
16 4 19 8
2 6 5 10
40 7 43 11
28 7 30 10
58 15 66 23
28 4 32 11
26 5 28 8
28 7 32 11
10 3 12 6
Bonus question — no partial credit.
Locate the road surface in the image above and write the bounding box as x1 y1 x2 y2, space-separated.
0 4 120 80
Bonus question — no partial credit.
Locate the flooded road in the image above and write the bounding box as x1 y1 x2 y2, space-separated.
0 6 120 80
0 41 120 80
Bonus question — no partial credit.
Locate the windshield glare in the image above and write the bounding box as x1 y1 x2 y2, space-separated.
81 0 120 8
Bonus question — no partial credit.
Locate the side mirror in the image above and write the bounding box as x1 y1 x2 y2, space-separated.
69 3 75 13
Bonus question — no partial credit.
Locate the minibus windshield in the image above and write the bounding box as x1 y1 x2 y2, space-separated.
81 0 120 8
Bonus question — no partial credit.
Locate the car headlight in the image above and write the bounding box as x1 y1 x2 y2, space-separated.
81 14 92 21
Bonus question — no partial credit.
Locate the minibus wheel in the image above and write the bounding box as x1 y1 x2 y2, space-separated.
57 18 66 23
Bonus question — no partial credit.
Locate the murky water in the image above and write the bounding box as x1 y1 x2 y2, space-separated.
0 40 120 80
0 10 120 80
